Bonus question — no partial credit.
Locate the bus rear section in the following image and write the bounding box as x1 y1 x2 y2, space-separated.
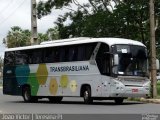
3 51 22 96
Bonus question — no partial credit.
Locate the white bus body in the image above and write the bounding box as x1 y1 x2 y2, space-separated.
3 37 150 104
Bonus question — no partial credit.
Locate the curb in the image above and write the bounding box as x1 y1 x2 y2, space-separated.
140 98 160 104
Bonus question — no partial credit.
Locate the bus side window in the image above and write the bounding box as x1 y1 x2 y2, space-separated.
77 43 97 61
4 51 15 66
69 46 78 61
96 43 110 76
77 45 85 61
54 48 60 62
30 49 43 64
44 47 55 63
64 46 69 62
59 47 65 62
27 50 32 64
15 51 28 65
85 43 97 60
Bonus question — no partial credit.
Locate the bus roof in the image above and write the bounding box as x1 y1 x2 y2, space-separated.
5 37 145 52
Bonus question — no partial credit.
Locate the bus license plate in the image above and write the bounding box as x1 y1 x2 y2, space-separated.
132 89 138 93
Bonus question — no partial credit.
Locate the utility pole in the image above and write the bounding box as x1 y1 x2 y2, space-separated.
31 0 38 45
149 0 157 98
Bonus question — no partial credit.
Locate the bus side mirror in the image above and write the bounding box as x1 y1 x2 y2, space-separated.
114 54 119 65
156 59 159 70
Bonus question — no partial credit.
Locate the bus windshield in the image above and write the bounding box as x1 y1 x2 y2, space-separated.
113 45 148 77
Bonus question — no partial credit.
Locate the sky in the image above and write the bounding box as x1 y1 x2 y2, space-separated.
0 0 70 57
0 0 115 58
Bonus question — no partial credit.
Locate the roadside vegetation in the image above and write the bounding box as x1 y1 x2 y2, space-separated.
157 81 160 97
0 80 2 87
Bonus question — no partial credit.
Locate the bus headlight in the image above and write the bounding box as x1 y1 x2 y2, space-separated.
143 81 150 87
143 81 150 91
116 87 124 90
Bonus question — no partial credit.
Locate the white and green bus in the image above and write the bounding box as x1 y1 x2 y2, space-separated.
3 37 150 104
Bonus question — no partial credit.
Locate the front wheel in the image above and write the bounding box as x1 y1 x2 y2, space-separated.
22 86 37 103
83 86 93 104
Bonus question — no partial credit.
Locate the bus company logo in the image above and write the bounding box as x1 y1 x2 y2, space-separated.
142 114 159 120
50 65 89 72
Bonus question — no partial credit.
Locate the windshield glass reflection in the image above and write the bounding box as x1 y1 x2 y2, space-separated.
113 45 147 77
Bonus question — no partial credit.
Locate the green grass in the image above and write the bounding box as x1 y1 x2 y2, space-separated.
127 97 141 101
157 81 160 97
0 78 2 86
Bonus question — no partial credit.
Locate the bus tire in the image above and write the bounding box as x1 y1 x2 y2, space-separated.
83 86 93 104
114 98 124 105
22 86 37 103
49 97 63 103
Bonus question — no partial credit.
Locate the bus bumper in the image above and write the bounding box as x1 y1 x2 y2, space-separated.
109 87 150 98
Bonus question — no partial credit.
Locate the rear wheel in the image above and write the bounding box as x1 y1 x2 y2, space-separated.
114 98 124 104
22 86 37 103
49 97 63 103
83 86 93 104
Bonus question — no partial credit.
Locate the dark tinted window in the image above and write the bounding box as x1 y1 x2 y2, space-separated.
54 48 60 62
43 43 97 62
85 43 96 60
68 46 78 61
44 46 68 63
96 43 110 75
4 42 97 65
44 47 61 63
29 49 43 64
131 46 146 58
64 46 69 62
44 47 55 63
4 51 15 66
59 47 65 62
15 51 28 65
77 45 85 61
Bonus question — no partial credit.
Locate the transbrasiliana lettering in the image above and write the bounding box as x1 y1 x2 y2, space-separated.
50 65 89 72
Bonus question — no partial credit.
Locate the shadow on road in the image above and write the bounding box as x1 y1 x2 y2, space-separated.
4 100 145 106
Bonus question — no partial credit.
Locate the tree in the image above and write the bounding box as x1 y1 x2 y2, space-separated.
37 0 160 59
3 26 59 48
37 27 60 43
46 27 60 40
0 57 3 71
38 33 49 43
3 26 31 48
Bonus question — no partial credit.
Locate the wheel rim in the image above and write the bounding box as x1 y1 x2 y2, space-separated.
84 91 89 100
24 89 30 101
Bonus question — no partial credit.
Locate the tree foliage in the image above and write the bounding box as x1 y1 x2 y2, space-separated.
37 0 160 58
0 57 3 71
3 26 31 48
3 26 60 48
46 27 60 40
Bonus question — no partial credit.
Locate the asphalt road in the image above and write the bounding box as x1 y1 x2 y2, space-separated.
0 88 160 120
